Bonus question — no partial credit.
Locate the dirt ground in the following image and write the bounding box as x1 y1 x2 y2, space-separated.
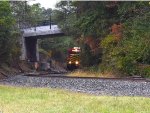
0 61 31 79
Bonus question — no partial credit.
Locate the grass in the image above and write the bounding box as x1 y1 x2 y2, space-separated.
67 70 116 78
0 85 150 113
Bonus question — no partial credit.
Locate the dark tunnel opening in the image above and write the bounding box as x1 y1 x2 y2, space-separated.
25 38 37 62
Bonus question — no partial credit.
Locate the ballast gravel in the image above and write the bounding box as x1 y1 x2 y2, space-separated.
0 74 150 97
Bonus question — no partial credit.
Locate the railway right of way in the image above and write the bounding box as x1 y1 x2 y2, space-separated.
0 73 150 97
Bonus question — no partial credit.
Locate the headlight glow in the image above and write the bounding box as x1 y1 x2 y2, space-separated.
75 61 79 65
69 61 71 64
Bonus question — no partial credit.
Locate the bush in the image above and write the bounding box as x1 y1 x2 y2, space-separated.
100 14 150 77
138 64 150 78
0 1 16 64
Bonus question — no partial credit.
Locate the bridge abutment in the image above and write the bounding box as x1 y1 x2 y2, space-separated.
21 25 64 62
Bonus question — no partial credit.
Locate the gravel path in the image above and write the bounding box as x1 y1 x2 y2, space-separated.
0 74 150 97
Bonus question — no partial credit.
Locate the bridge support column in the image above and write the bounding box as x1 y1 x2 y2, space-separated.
20 36 26 60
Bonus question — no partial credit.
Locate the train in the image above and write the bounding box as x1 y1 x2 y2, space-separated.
67 47 81 70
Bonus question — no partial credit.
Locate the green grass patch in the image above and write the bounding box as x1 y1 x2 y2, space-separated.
68 70 116 78
0 85 150 113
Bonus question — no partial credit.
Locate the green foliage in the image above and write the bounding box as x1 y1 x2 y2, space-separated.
80 44 101 67
80 44 93 66
40 36 75 53
85 65 100 73
138 65 150 78
118 1 149 22
39 48 50 56
52 1 150 77
73 2 115 37
53 1 79 36
0 2 15 28
11 1 33 28
0 1 17 64
39 36 76 62
29 3 52 26
100 35 117 72
101 35 117 48
100 3 150 76
11 1 53 28
121 13 150 76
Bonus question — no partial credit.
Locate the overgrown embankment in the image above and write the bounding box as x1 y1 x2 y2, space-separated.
55 1 150 78
0 61 31 79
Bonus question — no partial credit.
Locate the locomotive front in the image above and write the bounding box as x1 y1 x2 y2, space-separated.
67 47 81 70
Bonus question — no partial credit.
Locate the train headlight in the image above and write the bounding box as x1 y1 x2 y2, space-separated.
69 61 72 64
75 61 79 65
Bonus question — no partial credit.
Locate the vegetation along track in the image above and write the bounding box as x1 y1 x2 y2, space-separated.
0 72 150 97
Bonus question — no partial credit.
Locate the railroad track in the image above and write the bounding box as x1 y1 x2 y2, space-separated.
1 71 150 97
23 72 150 82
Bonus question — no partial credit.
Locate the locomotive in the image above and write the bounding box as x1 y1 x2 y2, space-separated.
67 47 81 70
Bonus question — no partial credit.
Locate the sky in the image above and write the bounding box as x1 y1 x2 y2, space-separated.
28 0 61 9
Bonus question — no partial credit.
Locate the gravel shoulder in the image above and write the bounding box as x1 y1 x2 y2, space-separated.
0 74 150 97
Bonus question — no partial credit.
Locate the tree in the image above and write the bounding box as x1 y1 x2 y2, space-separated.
0 1 16 63
39 36 76 62
11 1 52 28
54 1 150 77
101 1 150 76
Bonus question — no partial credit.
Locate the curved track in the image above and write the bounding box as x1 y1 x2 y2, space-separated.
1 72 150 97
23 72 150 82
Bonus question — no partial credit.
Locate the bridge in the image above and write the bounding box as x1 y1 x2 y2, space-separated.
20 25 64 62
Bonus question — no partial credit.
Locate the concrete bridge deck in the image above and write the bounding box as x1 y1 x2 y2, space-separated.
23 25 64 38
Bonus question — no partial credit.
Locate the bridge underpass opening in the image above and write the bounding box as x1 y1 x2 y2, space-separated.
25 38 37 62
